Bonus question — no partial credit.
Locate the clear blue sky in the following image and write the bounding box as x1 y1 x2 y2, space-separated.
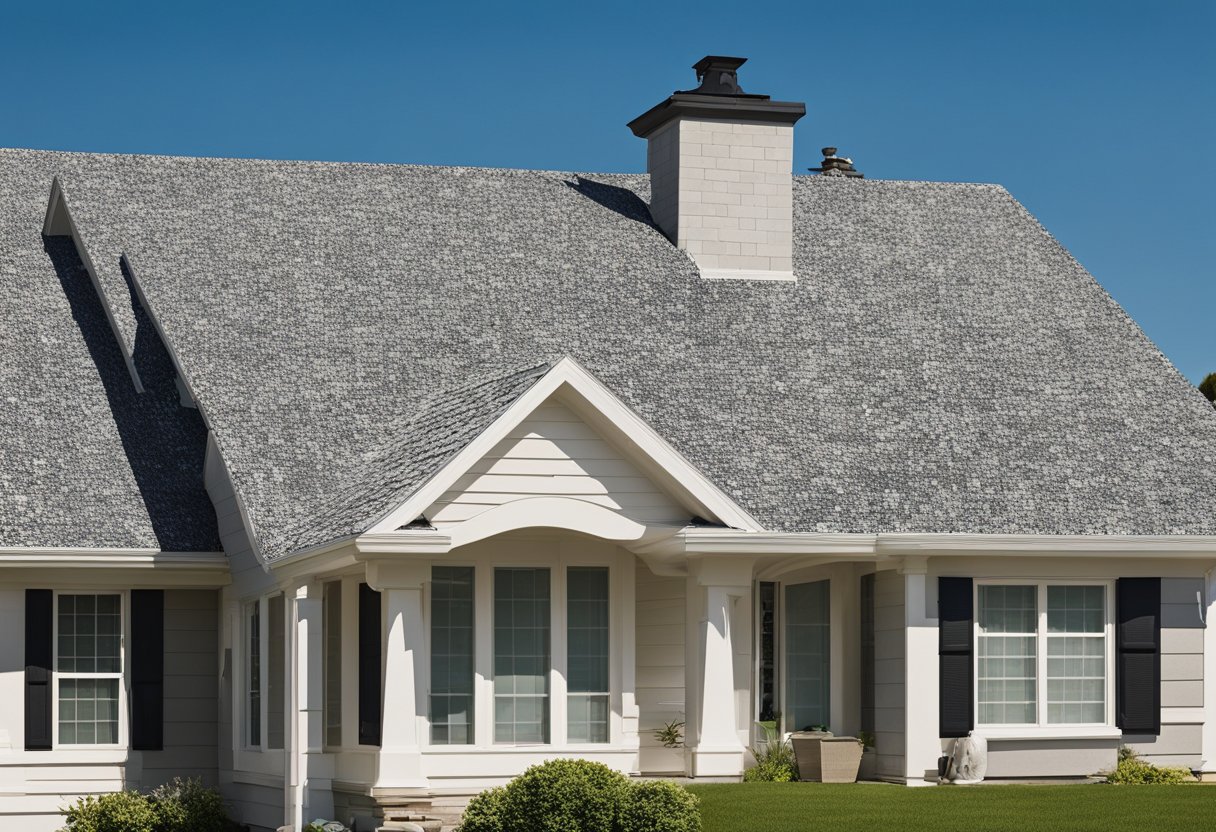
3 0 1212 383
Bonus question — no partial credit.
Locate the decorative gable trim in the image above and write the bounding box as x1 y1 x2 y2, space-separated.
42 177 145 392
365 356 762 537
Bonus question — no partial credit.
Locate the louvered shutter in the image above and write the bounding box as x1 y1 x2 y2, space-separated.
130 590 165 750
938 577 974 738
1116 578 1160 735
358 583 382 746
25 589 54 750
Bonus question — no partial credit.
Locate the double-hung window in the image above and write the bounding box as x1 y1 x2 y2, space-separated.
977 583 1110 727
431 566 475 745
494 567 551 743
566 567 609 743
57 593 123 746
244 593 286 750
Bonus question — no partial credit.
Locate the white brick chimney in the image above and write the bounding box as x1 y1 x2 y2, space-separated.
628 56 805 281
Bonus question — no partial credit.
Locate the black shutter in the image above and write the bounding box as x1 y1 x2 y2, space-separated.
1116 578 1160 735
130 590 165 750
358 583 382 746
25 589 53 750
938 577 974 739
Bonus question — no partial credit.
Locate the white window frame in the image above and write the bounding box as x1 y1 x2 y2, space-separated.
974 579 1116 731
52 590 127 749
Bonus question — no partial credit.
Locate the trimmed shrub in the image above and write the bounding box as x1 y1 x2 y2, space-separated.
497 759 630 832
619 780 700 832
61 791 158 832
150 777 230 832
1107 748 1191 784
457 786 506 832
457 760 700 832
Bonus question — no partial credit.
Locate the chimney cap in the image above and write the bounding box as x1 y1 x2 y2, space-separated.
628 55 805 138
810 147 864 178
692 55 748 77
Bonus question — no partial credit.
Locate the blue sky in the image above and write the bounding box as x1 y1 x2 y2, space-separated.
3 0 1212 383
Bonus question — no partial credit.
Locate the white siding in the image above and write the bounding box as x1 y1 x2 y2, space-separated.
137 589 219 789
635 560 687 774
872 570 905 781
426 398 689 528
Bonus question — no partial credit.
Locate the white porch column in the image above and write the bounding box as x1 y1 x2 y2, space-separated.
1200 567 1216 780
291 583 333 826
689 557 752 777
367 561 428 789
901 557 940 786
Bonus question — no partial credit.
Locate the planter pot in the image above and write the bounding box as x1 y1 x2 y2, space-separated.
858 748 877 781
790 732 864 783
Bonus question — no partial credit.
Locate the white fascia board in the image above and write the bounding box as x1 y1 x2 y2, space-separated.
42 179 144 392
642 531 1216 559
0 547 228 568
366 355 762 536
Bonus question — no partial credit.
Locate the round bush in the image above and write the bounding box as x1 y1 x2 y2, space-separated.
150 777 230 832
61 791 158 832
498 759 630 832
619 780 701 832
457 785 506 832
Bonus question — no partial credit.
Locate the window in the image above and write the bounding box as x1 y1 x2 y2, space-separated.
324 582 342 748
246 600 261 747
859 573 876 735
267 593 285 749
431 566 475 745
977 583 1109 727
494 567 550 743
567 567 609 743
245 592 286 750
57 594 122 745
785 580 830 732
757 582 778 723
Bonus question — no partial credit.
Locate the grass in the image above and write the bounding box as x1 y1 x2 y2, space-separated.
688 782 1212 832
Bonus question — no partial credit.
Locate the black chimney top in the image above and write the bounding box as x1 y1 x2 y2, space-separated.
628 55 805 138
682 56 754 97
810 147 864 178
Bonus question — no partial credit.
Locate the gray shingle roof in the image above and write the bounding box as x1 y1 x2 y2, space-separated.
3 147 1215 560
0 152 219 550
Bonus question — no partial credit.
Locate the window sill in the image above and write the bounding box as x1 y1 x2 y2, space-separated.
976 726 1122 741
0 748 129 765
423 744 627 754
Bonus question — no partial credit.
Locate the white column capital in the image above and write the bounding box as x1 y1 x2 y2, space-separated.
365 559 428 592
690 555 754 589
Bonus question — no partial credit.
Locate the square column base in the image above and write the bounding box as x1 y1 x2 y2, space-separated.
690 746 745 778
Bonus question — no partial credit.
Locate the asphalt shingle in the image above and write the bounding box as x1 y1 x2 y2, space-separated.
2 148 1213 559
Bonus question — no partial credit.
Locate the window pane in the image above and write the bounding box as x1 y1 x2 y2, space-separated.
59 678 119 746
247 601 261 747
431 566 475 745
268 594 285 750
978 586 1037 725
494 568 549 744
1047 586 1106 724
567 567 609 743
785 580 830 732
57 594 121 673
324 582 342 748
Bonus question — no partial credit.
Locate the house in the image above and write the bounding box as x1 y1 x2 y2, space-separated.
2 55 1215 831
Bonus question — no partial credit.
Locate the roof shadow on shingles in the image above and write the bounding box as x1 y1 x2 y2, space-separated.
42 236 220 551
564 176 656 231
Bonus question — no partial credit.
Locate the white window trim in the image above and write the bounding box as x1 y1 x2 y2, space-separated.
973 579 1116 731
243 596 266 752
52 590 128 750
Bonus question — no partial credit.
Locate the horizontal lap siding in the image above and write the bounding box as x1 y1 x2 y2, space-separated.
1127 577 1204 769
636 561 687 774
872 570 905 781
427 399 688 527
138 589 220 789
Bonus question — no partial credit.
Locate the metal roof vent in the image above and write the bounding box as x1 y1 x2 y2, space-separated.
810 147 864 178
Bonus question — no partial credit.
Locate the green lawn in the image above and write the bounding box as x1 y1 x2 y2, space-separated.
688 782 1212 832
